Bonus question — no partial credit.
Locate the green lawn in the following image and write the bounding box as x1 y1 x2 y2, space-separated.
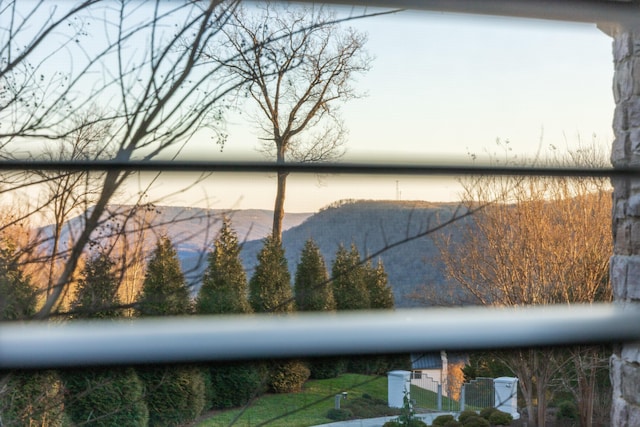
410 384 461 412
197 374 388 427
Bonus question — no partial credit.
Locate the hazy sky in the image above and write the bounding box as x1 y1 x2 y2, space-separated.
136 9 615 212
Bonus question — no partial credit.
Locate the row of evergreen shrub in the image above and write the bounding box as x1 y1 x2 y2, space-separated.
431 408 513 426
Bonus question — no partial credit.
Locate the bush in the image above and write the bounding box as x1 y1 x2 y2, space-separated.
382 419 428 427
64 367 148 427
479 407 499 419
342 395 399 419
557 400 579 420
308 357 347 379
207 362 267 409
2 370 66 427
268 360 310 393
433 414 457 426
347 356 387 375
488 410 513 426
327 408 353 421
458 410 479 423
345 398 386 419
461 416 490 427
385 354 413 371
200 365 214 411
138 365 206 427
344 401 378 419
361 393 388 406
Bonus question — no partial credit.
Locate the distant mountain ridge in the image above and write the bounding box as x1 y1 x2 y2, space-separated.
39 204 311 253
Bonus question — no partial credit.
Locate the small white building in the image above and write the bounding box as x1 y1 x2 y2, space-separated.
410 351 467 397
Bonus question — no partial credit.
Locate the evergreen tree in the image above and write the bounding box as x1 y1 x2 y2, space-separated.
64 368 148 427
249 236 309 392
64 251 149 426
295 239 344 378
72 252 122 318
0 240 67 426
362 259 409 373
137 236 191 316
331 244 369 310
136 237 206 425
249 235 294 313
196 219 263 409
332 246 397 375
294 238 335 311
0 242 37 321
2 370 67 427
137 365 206 427
197 218 251 315
364 259 394 309
331 244 368 374
206 362 269 410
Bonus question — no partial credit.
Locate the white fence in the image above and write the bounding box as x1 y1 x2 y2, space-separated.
391 372 519 417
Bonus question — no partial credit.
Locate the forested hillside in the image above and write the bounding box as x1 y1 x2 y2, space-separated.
239 200 469 307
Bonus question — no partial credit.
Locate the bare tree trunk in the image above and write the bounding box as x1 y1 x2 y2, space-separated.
272 144 288 241
578 350 597 427
47 222 62 297
537 384 547 427
584 364 595 427
273 170 288 241
513 352 537 427
520 380 536 426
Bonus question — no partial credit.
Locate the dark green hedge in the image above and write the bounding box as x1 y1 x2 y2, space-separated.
137 365 205 427
268 360 310 393
433 414 458 426
308 357 347 379
487 410 513 426
207 362 267 409
63 367 148 427
327 408 353 421
461 416 490 427
2 370 66 427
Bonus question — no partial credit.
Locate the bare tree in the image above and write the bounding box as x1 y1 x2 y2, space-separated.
437 149 612 426
553 345 611 427
212 2 371 239
0 0 99 144
34 112 112 298
113 207 158 315
0 0 251 318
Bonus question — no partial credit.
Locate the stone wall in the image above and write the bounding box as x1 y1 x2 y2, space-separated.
610 25 640 426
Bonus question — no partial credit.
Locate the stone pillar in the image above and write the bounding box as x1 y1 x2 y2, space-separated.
494 377 520 420
610 24 640 426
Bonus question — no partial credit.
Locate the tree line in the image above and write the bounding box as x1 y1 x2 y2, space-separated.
0 0 375 321
0 216 405 426
0 2 380 421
